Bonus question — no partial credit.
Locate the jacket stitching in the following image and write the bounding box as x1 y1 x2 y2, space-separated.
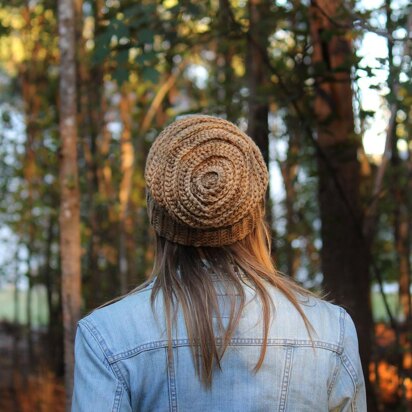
327 309 359 411
327 307 347 397
338 308 346 350
81 318 113 356
327 353 341 397
278 346 294 412
111 362 130 396
165 347 178 412
112 380 123 412
341 353 359 412
80 318 130 395
165 348 171 411
106 338 342 363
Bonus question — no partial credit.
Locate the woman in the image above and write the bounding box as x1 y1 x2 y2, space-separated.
71 115 366 411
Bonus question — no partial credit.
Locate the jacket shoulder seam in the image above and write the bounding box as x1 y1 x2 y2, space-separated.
327 352 341 396
80 318 130 395
341 353 359 412
333 309 360 411
106 337 342 363
338 307 346 352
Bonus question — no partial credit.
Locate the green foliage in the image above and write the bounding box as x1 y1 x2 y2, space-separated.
142 66 159 83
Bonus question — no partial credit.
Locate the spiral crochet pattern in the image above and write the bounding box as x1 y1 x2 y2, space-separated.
144 115 269 247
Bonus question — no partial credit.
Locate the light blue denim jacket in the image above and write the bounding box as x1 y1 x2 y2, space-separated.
71 274 366 411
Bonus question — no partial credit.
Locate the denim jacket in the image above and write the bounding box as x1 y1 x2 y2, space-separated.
71 274 367 412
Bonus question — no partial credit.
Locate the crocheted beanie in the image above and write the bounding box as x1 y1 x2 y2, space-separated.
144 115 269 247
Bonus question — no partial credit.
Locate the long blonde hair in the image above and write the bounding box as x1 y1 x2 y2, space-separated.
95 210 321 388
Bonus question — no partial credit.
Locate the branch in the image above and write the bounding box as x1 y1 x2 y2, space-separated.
311 0 409 42
139 60 186 136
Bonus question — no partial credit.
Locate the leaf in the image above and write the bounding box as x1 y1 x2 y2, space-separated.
117 49 130 64
129 15 150 29
95 29 113 47
143 4 157 15
138 28 155 44
122 4 142 17
186 3 201 16
108 18 129 39
359 109 375 119
113 67 129 85
166 5 180 14
142 66 160 83
1 110 11 127
135 50 157 64
93 43 110 64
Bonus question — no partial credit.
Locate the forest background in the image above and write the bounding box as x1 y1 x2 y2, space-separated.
0 0 411 411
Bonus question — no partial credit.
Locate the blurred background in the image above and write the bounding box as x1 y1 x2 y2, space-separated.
0 0 411 410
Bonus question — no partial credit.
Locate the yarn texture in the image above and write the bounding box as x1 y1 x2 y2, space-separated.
144 115 269 247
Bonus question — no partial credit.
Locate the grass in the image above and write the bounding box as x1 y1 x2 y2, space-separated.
372 291 401 322
0 285 49 327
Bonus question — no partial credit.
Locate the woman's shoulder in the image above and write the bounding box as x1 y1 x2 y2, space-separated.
83 279 155 320
267 286 351 351
77 279 163 355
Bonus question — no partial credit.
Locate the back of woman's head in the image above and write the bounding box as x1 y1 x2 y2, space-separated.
144 114 269 247
100 115 317 388
142 115 317 387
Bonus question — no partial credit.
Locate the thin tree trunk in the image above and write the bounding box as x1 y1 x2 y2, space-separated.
280 121 301 278
219 0 236 122
309 1 375 408
247 0 270 167
247 0 274 240
118 85 135 294
20 3 40 374
396 206 412 322
404 122 412 323
43 215 61 372
74 0 104 309
12 249 21 408
13 253 20 326
26 267 33 367
57 0 82 408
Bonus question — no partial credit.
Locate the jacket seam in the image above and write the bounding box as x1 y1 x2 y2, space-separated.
165 348 171 411
329 309 359 412
106 338 342 363
338 307 346 350
327 353 341 397
165 347 178 412
278 346 294 412
80 319 130 395
112 380 124 412
341 353 359 412
327 308 347 395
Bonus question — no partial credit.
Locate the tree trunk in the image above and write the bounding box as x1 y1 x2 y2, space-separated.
43 215 63 374
26 260 34 368
74 0 105 309
247 0 274 240
309 0 375 408
218 0 236 122
279 121 301 278
385 0 412 324
119 85 135 294
57 0 82 408
20 5 41 374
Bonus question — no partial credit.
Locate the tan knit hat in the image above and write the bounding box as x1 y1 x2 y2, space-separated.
144 115 269 247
